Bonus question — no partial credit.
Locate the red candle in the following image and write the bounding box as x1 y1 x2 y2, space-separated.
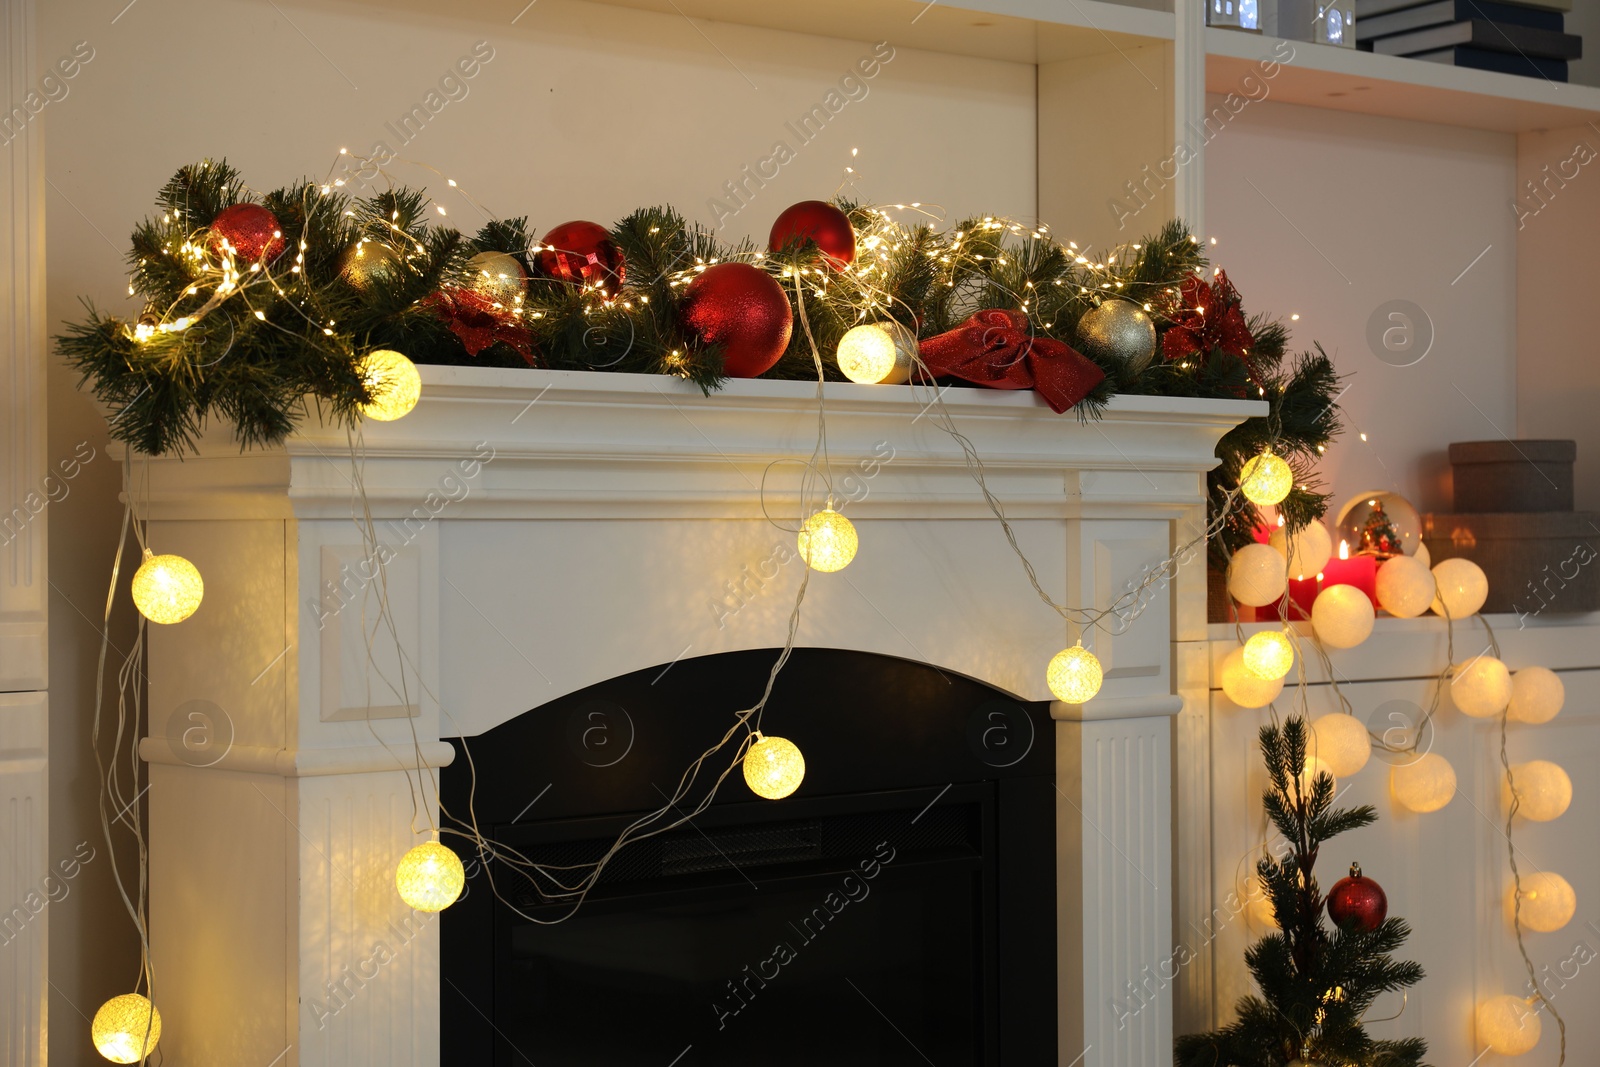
1321 540 1377 607
1286 576 1320 620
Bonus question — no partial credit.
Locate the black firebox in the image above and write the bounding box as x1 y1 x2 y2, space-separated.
441 648 1056 1066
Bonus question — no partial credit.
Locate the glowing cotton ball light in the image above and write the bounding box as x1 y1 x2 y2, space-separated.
358 349 422 422
1243 630 1294 681
92 993 161 1064
1514 871 1577 932
1375 555 1435 618
1390 751 1456 813
1310 713 1372 777
836 321 917 385
1312 583 1375 649
1430 557 1488 619
1508 666 1565 724
131 552 203 624
744 733 805 799
396 840 465 912
1505 760 1572 822
797 506 858 572
1047 643 1104 704
1268 520 1332 579
1227 542 1288 607
1220 647 1283 709
1239 448 1293 507
1451 655 1512 718
1477 995 1541 1056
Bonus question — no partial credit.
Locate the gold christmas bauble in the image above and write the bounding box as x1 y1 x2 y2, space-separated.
341 240 401 293
466 250 527 307
1076 300 1157 373
92 993 162 1064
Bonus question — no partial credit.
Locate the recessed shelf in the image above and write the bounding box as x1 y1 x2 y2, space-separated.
1207 26 1600 133
571 0 1173 63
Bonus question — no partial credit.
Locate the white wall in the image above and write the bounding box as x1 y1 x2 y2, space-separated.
1205 98 1519 519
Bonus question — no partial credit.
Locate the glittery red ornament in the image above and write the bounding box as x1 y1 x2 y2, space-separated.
680 262 793 378
1326 863 1388 932
535 221 625 297
209 203 285 264
768 200 856 269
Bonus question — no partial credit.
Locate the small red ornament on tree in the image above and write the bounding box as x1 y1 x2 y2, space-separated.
535 221 625 298
768 200 856 269
680 262 792 378
1326 862 1388 932
209 203 285 264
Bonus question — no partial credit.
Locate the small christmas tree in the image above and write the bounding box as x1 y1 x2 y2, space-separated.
1176 717 1428 1066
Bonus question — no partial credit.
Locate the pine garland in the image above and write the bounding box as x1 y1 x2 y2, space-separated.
1176 717 1428 1067
58 160 1343 558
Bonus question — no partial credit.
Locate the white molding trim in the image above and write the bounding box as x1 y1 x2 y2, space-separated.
138 740 456 777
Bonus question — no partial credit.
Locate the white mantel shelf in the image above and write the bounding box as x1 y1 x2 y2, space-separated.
140 365 1265 522
136 365 1260 1067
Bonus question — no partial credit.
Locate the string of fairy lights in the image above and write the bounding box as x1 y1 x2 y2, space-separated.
1219 510 1572 1062
91 155 1556 1064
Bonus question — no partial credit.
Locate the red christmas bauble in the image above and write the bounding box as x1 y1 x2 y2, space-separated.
768 200 856 269
1326 863 1388 932
680 262 793 378
210 203 285 264
535 220 625 297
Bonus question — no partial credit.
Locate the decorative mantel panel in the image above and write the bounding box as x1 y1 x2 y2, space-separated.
135 366 1258 1066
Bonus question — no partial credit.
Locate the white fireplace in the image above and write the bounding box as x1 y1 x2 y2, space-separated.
134 365 1257 1066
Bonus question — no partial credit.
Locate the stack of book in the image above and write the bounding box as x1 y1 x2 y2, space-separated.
1355 0 1580 81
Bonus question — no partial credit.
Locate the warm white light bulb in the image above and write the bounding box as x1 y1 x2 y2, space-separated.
1309 713 1372 777
1047 643 1103 704
1430 557 1488 619
1476 994 1541 1055
836 321 916 384
1505 760 1572 822
92 994 161 1064
744 733 805 799
798 506 858 572
1219 647 1283 709
1451 655 1512 718
131 551 204 624
1390 752 1456 813
1508 666 1565 724
1242 630 1294 681
1311 583 1375 649
1228 542 1287 607
358 349 422 422
1513 870 1576 932
1239 449 1293 506
396 841 465 912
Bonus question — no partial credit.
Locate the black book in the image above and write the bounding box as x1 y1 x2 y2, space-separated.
1358 1 1563 40
1373 19 1581 59
1357 0 1567 15
1411 44 1569 79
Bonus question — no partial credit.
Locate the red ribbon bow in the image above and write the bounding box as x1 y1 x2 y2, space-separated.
917 309 1105 414
424 288 536 365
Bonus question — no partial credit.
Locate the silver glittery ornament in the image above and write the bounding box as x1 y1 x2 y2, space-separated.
1076 300 1157 374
